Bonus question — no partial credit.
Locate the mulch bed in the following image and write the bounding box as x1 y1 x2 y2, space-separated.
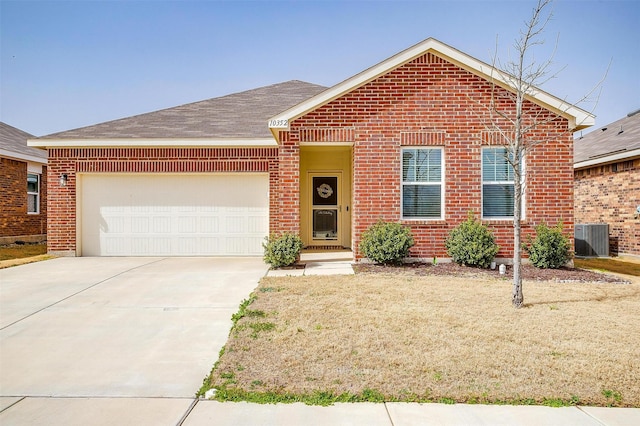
353 262 630 283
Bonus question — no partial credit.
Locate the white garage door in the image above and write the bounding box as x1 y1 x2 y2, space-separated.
79 174 269 256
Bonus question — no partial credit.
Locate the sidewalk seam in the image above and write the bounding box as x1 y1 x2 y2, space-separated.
384 402 395 426
0 396 26 414
175 398 198 426
576 406 608 426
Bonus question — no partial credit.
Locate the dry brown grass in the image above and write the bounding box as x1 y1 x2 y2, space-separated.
574 257 640 277
0 254 54 269
0 243 52 269
0 243 47 261
209 272 640 407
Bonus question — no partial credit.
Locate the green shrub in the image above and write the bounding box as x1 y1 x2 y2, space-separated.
262 233 303 268
445 212 499 268
359 220 414 265
525 222 571 269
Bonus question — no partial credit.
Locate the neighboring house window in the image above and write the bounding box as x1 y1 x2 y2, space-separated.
27 173 40 214
482 147 518 218
401 147 443 219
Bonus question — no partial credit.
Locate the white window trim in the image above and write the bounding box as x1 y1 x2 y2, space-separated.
27 173 40 215
400 147 445 220
481 147 525 221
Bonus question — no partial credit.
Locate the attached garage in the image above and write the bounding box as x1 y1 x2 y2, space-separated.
30 81 326 257
78 173 269 256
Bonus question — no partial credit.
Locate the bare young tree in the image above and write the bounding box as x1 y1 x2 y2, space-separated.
486 0 603 308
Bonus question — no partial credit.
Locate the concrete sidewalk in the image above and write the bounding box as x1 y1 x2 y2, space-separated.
2 397 639 425
185 401 640 426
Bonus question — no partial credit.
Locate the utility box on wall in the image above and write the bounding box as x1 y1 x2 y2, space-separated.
575 224 609 257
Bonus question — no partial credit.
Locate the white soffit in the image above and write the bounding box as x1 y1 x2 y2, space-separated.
268 38 594 137
0 149 48 164
27 138 277 148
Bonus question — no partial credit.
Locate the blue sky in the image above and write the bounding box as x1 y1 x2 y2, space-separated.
1 0 638 136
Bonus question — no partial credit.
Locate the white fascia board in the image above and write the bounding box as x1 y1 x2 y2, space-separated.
0 148 48 164
268 37 594 135
27 138 278 148
574 148 640 169
438 45 595 131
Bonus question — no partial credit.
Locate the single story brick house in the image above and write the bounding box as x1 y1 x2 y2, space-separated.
30 38 593 260
574 110 640 257
1 122 48 244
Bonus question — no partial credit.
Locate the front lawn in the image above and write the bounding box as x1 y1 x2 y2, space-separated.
0 243 52 269
0 242 47 261
200 269 639 407
574 257 640 277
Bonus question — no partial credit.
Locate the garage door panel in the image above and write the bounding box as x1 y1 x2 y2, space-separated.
200 217 219 233
80 174 268 256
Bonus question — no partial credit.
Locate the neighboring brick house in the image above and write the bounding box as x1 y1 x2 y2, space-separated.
1 122 48 244
574 111 640 257
30 38 592 259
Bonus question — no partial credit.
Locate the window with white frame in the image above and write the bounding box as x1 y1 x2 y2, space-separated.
401 147 443 219
482 147 517 218
27 173 40 214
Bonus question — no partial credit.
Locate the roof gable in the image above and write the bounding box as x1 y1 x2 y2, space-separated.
269 38 594 138
574 110 640 168
0 122 47 163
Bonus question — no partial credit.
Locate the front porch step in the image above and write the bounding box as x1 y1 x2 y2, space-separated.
266 259 354 277
300 250 353 262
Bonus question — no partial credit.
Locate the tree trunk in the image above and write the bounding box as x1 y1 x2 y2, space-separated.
512 223 524 308
512 148 524 308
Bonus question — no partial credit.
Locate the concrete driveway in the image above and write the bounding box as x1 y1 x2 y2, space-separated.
0 257 268 399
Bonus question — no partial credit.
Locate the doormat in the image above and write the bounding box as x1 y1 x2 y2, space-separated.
303 245 346 251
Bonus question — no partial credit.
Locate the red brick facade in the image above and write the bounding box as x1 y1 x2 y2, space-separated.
574 159 640 256
0 157 47 240
46 53 575 259
280 53 574 260
46 148 277 254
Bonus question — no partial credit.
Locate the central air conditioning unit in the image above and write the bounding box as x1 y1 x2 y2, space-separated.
574 224 609 257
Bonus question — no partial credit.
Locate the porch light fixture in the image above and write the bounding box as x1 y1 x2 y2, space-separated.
59 174 68 187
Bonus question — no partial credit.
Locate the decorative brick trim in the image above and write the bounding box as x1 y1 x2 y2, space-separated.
299 127 356 143
49 147 277 159
411 52 443 64
481 130 514 146
400 131 446 145
76 160 270 173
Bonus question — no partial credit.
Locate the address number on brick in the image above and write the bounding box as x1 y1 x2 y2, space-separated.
268 119 289 128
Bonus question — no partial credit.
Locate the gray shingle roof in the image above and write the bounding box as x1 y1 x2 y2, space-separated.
574 110 640 164
0 122 47 160
40 80 327 140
